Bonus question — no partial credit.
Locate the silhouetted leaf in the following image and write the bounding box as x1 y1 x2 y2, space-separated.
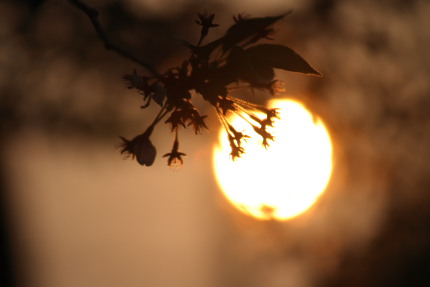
249 58 275 84
179 37 224 63
245 44 321 76
222 13 289 51
226 46 275 84
195 38 224 59
206 64 236 87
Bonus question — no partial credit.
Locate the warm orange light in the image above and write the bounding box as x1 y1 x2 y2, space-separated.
212 99 333 220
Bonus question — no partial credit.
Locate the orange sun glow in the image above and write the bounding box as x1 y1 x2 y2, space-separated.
212 99 333 221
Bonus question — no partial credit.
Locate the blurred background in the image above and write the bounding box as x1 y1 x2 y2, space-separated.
1 0 430 286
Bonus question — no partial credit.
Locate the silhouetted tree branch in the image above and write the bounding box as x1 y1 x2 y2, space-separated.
67 0 321 167
67 0 159 76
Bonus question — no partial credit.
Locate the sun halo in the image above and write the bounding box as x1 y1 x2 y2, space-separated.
212 99 333 221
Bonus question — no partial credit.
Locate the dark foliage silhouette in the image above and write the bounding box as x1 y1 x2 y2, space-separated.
69 0 320 167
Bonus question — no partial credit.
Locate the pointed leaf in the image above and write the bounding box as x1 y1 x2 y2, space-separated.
222 13 289 51
179 37 224 61
245 44 321 76
226 47 274 84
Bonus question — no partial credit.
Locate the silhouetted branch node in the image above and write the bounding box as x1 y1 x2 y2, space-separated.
67 0 159 76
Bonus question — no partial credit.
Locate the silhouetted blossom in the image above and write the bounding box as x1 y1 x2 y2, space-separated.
163 135 186 166
252 125 275 148
264 108 280 120
123 71 166 108
218 97 236 115
228 124 250 146
228 134 246 160
165 101 208 133
258 107 280 127
196 12 219 46
118 11 320 167
118 126 156 166
68 1 319 167
196 12 219 30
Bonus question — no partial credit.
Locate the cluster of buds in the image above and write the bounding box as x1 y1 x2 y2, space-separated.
118 11 320 167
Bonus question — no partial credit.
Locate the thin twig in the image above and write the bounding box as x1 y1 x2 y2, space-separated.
151 103 170 126
214 106 232 136
67 0 159 76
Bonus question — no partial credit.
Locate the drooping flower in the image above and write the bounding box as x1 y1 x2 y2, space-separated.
196 12 219 46
187 111 208 134
264 108 280 120
228 134 245 160
218 97 236 116
118 126 156 166
256 107 280 127
252 124 274 148
165 109 187 131
196 12 219 28
228 124 250 146
165 101 208 134
163 135 186 166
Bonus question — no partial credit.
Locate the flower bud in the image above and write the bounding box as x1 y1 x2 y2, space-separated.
118 126 157 166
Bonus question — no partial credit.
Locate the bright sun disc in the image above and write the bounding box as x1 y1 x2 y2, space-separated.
212 99 333 221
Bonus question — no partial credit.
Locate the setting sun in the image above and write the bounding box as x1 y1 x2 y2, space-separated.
213 99 333 221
